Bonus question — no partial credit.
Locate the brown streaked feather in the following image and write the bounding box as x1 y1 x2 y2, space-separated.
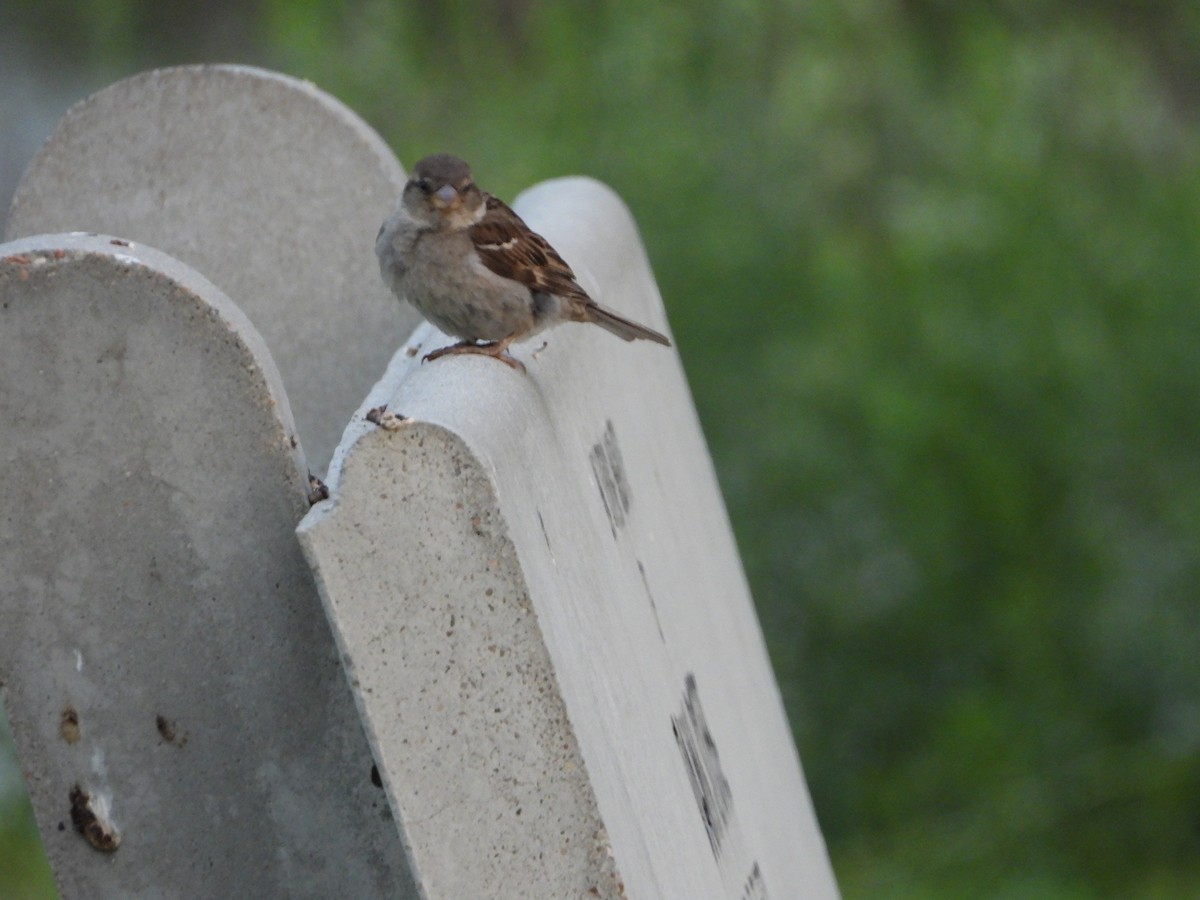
470 195 592 303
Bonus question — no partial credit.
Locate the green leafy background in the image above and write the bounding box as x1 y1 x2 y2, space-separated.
4 1 1199 895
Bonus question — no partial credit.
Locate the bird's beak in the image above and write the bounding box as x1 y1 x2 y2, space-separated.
431 183 460 209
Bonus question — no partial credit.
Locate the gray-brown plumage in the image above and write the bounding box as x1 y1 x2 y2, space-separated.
376 153 670 373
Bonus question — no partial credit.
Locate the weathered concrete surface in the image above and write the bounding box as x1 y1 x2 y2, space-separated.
299 177 839 899
0 234 417 898
3 65 420 473
304 418 623 899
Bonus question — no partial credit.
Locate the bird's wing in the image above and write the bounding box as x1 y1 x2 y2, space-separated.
470 194 591 302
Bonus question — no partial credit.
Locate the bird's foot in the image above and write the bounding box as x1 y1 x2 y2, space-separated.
423 340 526 374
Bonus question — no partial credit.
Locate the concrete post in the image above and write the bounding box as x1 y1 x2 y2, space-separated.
3 65 422 474
0 234 417 897
298 177 840 898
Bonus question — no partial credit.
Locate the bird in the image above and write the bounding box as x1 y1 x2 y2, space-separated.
376 153 671 373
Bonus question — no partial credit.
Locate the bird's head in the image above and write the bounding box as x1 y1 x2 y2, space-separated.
403 154 485 229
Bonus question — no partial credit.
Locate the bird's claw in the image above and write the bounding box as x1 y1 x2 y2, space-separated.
422 340 526 374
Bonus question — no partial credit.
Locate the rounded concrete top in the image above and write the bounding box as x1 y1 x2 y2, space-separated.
5 65 421 473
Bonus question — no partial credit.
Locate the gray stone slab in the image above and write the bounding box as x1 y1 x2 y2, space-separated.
299 177 840 899
0 234 416 898
4 65 421 474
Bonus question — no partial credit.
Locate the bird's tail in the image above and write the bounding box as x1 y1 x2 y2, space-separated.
584 302 671 346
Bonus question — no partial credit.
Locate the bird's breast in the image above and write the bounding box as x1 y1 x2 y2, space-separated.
398 233 537 343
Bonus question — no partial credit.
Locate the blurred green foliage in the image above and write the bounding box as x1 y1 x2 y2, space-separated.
5 1 1200 896
0 714 54 898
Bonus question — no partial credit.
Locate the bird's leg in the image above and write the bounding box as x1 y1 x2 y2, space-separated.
423 335 526 374
421 340 475 363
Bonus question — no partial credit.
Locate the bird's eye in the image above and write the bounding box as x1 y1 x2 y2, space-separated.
412 178 431 193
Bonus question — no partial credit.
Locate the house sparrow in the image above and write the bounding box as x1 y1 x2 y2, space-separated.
376 154 670 373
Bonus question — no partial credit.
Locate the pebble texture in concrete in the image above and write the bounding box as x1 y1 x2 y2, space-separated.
3 65 421 474
299 177 840 899
0 234 417 898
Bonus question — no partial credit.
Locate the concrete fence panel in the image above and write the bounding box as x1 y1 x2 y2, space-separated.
4 65 421 473
298 176 839 899
0 234 417 897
